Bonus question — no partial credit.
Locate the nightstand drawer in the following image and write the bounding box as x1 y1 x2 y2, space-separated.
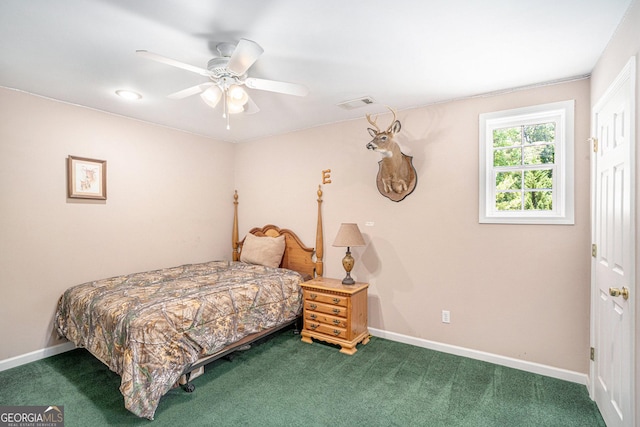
304 300 347 318
304 290 348 307
305 321 347 339
305 311 348 328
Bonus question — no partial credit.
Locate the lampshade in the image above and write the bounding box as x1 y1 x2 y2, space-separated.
227 101 245 114
200 86 222 108
332 223 365 248
228 85 249 106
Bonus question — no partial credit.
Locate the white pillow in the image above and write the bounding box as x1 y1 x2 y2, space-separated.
240 233 286 268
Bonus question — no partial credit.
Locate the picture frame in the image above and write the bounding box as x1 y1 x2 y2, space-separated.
67 155 107 200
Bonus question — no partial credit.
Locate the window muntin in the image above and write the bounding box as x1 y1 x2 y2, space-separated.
479 101 574 224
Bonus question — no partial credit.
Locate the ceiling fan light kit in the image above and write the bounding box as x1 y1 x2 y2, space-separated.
136 38 308 130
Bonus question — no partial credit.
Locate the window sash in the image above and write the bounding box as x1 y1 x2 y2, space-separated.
479 100 574 225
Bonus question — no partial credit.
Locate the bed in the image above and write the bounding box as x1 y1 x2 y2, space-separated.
55 188 325 420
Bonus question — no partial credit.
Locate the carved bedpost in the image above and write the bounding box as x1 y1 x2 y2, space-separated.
316 185 324 277
232 190 239 261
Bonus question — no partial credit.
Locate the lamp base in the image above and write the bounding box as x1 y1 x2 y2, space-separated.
341 272 355 285
341 248 356 285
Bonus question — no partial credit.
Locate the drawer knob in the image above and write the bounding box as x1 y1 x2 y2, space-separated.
310 303 317 310
332 298 341 304
333 319 341 325
333 329 341 336
332 308 341 315
310 323 319 330
309 293 317 300
310 313 317 320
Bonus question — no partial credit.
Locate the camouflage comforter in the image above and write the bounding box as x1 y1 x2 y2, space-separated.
55 261 303 419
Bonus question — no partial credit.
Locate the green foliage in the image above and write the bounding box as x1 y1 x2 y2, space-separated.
496 171 521 190
492 123 555 212
524 122 555 144
496 191 522 211
493 126 521 147
494 148 521 166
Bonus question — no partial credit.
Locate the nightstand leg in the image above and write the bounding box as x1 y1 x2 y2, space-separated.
339 345 357 355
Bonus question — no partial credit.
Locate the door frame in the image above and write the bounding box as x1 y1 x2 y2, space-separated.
589 55 637 425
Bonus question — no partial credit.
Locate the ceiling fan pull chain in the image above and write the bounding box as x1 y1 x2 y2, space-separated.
224 88 231 130
222 88 227 119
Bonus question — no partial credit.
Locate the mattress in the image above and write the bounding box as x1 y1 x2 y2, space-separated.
55 260 303 419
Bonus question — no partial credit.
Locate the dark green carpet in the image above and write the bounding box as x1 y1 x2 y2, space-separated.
0 330 605 426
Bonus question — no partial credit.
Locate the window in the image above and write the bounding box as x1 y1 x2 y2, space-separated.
479 100 574 224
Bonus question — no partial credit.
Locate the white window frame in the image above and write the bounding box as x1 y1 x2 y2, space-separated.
479 100 575 225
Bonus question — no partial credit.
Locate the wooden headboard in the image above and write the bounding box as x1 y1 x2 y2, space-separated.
231 186 324 279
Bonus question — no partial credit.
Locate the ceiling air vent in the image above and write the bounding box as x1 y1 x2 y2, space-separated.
337 96 376 110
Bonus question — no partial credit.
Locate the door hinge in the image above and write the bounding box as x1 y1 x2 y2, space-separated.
591 244 597 258
589 137 599 152
590 347 595 361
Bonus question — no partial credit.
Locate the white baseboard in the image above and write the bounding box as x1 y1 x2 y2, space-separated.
0 342 76 372
369 327 588 386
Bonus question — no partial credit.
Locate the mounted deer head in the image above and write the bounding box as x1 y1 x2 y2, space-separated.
366 108 401 158
365 107 417 201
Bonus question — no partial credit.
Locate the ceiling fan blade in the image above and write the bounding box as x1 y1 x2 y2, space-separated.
245 77 309 97
168 83 213 99
136 50 211 77
226 39 264 75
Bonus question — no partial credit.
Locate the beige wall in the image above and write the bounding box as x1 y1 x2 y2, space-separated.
0 77 592 375
0 88 235 360
590 0 640 418
235 79 592 373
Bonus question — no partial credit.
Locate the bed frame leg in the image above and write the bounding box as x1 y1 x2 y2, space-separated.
182 372 195 393
293 316 302 335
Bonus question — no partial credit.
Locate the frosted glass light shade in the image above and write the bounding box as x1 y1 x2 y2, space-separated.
227 101 245 114
228 85 249 106
200 86 222 108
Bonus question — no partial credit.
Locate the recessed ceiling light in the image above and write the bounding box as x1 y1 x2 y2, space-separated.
115 90 142 100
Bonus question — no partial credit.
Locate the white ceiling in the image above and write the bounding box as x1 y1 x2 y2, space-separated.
0 0 633 143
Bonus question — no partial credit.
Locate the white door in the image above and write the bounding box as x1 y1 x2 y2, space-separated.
591 57 636 427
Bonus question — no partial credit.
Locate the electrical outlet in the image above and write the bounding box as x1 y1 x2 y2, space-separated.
442 310 450 324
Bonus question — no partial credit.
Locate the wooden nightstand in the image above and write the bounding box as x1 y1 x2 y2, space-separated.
300 277 369 355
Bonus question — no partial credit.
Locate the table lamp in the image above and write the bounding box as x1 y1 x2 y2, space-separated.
332 223 365 285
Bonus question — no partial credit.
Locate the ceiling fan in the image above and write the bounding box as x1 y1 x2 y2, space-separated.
136 39 308 129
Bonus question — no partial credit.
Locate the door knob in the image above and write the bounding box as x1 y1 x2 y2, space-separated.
609 287 630 300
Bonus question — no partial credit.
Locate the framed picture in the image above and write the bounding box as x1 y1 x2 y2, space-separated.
67 155 107 200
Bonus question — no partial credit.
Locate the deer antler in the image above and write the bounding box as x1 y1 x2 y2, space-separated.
367 106 398 133
365 113 381 132
385 106 397 132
